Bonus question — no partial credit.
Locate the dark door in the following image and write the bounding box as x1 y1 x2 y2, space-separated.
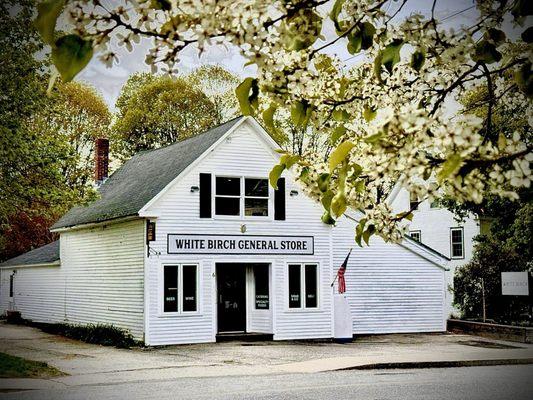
217 264 246 333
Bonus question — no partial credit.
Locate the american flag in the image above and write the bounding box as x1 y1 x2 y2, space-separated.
336 249 352 294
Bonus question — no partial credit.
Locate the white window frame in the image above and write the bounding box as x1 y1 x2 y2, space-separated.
286 263 320 312
409 230 421 242
213 175 272 220
159 263 200 317
450 227 465 259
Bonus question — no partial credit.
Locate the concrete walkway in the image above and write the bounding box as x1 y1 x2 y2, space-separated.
1 322 532 391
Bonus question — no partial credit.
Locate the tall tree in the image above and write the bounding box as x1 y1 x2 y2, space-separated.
112 73 220 160
187 65 240 125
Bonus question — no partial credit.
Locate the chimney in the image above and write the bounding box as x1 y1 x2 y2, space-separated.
94 138 109 185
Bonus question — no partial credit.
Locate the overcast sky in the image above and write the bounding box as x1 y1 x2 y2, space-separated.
75 0 480 110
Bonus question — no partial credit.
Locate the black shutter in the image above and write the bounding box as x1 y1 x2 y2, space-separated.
274 178 286 220
199 173 212 218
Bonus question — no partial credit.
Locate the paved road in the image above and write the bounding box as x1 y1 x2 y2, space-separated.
1 365 532 400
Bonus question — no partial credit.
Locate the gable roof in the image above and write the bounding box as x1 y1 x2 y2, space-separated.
51 116 244 230
0 240 60 268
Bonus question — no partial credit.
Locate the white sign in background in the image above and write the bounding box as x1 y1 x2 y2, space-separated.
167 234 314 255
501 272 530 296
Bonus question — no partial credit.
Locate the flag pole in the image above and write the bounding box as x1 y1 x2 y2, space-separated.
330 248 352 287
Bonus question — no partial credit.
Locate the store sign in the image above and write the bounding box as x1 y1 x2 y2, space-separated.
501 272 529 296
167 234 314 255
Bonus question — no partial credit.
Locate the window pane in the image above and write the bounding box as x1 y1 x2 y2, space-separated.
245 178 268 197
254 265 269 309
245 198 268 216
182 265 197 312
216 177 240 196
215 196 240 215
452 244 463 257
164 266 178 312
452 229 463 242
288 264 301 308
305 264 318 308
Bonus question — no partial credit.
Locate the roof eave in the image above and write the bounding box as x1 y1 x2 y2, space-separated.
0 261 60 269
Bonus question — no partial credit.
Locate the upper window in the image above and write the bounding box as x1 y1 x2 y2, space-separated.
450 228 464 259
288 263 318 309
163 264 198 313
410 230 421 242
214 176 269 218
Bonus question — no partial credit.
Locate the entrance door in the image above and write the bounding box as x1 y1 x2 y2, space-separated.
217 264 246 333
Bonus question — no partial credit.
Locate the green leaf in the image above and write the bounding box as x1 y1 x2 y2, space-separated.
269 164 285 190
280 154 299 169
437 154 463 182
331 192 347 217
328 141 355 172
299 167 310 184
51 35 93 82
262 103 278 133
515 62 533 98
374 39 404 81
291 101 306 126
347 31 362 54
330 0 346 33
351 164 363 178
321 211 336 225
321 190 335 211
282 10 322 51
364 132 383 144
35 0 65 45
332 109 350 122
150 0 172 10
395 211 413 221
318 173 330 192
330 126 346 144
355 218 367 247
485 28 506 46
360 22 376 50
354 179 365 193
411 50 426 72
471 40 502 64
236 78 258 116
363 106 376 122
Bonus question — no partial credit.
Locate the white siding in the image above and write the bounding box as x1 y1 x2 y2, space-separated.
0 265 64 323
391 187 480 316
332 217 446 334
60 219 145 340
0 219 146 341
144 119 333 345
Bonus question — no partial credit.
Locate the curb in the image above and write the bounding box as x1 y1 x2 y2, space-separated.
339 358 533 371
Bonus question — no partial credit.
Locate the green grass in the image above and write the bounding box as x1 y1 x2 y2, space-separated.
0 352 64 379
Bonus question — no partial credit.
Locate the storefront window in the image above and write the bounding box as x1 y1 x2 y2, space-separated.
163 266 178 312
288 264 301 308
254 265 269 309
182 265 198 312
288 263 319 309
163 264 198 313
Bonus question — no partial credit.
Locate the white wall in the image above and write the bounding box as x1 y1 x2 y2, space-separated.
0 265 64 323
143 119 334 345
391 187 480 316
60 219 145 339
332 216 447 333
0 219 146 341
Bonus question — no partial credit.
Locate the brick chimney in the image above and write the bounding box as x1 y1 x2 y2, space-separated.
94 138 109 185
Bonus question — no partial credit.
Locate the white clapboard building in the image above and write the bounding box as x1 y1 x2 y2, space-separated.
0 117 449 345
388 184 480 316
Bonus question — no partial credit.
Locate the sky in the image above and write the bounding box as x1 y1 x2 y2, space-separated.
75 0 481 110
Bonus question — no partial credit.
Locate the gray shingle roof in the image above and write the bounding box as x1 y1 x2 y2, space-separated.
52 117 244 230
0 240 60 267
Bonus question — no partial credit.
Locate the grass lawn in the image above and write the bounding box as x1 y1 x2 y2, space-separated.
0 352 64 378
